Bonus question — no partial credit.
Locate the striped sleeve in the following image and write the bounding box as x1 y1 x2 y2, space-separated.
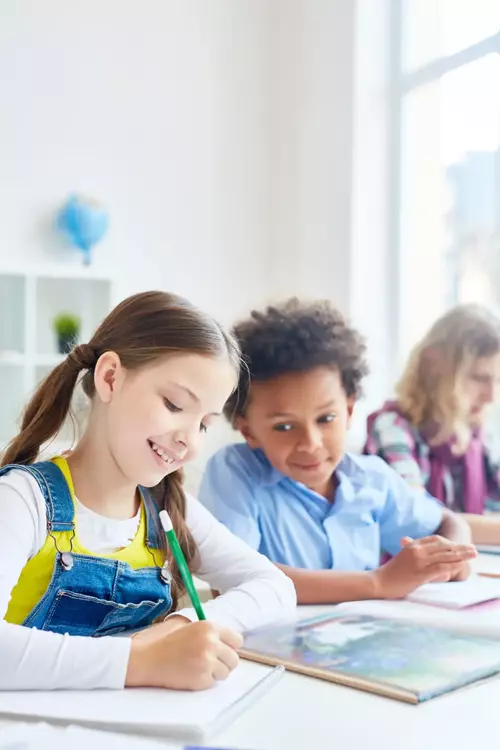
365 412 425 488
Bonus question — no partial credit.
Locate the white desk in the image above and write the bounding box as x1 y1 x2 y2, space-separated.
1 654 497 750
473 551 500 576
2 554 500 750
217 655 500 750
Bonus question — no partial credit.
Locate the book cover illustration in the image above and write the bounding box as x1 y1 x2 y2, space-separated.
242 612 500 702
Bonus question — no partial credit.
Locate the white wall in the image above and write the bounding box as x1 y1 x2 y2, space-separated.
267 0 391 447
349 0 392 439
0 0 271 324
267 0 354 308
0 0 275 477
0 0 391 475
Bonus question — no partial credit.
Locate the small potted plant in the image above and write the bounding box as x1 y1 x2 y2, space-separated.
53 312 81 354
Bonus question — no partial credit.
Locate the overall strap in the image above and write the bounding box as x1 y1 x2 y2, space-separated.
139 486 165 550
0 461 75 532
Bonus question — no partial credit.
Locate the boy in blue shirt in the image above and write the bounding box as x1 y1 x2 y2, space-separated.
199 299 476 603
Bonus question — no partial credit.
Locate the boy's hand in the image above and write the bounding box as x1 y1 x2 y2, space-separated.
371 535 477 599
428 560 472 583
401 537 472 583
450 561 472 581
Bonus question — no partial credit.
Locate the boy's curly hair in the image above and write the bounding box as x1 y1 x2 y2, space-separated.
225 298 369 424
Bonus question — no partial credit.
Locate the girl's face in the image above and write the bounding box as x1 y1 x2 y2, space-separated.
94 352 235 487
458 354 500 426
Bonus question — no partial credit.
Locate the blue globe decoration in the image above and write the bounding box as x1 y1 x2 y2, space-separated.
56 195 109 266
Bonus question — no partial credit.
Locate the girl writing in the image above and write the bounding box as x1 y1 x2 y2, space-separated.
0 291 295 691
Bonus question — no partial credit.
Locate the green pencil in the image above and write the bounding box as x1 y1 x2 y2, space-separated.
159 509 206 621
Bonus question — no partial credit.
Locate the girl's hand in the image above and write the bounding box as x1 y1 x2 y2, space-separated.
131 614 191 641
126 620 243 690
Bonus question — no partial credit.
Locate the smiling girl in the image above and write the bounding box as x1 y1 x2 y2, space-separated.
0 291 295 691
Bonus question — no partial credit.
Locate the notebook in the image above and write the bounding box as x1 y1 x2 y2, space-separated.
0 663 283 743
406 576 500 609
0 721 251 750
240 612 500 704
0 722 173 750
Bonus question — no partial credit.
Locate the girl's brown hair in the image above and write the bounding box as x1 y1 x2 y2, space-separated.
397 304 500 443
2 291 240 607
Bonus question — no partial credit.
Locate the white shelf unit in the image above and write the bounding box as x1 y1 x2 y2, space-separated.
0 265 113 454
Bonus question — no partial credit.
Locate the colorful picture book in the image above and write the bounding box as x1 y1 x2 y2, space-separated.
240 612 500 704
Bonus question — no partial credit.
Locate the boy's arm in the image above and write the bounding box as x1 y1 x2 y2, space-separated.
376 457 470 554
276 565 378 604
438 508 472 543
376 459 475 584
276 532 476 604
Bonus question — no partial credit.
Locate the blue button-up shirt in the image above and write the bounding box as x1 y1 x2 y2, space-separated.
199 443 443 570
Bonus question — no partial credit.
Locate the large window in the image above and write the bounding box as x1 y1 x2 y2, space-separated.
394 1 500 363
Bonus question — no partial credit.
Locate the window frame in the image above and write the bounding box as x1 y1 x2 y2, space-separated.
388 0 500 369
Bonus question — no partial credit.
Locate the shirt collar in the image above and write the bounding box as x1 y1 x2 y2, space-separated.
336 453 368 491
251 449 285 487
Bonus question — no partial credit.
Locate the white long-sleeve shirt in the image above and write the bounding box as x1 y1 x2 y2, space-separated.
0 470 296 691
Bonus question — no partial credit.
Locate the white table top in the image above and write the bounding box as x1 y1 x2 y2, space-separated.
473 551 500 576
2 651 498 750
3 554 500 750
216 653 500 750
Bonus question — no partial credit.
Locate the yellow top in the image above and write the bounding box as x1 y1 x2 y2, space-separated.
5 456 163 625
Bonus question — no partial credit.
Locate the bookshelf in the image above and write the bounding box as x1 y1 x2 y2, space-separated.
0 264 113 454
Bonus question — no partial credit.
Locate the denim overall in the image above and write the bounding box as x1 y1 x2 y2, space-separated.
1 460 173 637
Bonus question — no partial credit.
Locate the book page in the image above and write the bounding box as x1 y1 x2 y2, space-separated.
337 597 500 639
407 577 500 609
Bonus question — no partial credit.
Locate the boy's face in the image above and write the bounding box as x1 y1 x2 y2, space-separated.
237 366 355 498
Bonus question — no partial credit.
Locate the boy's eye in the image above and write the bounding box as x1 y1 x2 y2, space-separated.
273 423 293 432
318 414 336 424
164 398 182 413
200 423 208 433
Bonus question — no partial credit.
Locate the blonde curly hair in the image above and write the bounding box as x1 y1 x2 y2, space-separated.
397 305 500 443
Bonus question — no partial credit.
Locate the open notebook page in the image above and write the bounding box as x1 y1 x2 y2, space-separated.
0 662 283 743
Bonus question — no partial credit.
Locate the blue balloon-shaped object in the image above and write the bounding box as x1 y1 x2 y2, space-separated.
56 195 109 265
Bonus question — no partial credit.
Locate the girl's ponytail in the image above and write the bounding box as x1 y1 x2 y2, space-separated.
1 292 240 606
2 344 95 466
